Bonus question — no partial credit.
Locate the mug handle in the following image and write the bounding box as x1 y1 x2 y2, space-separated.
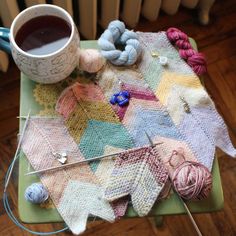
0 27 11 54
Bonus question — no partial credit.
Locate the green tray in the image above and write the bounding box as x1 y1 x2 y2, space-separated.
18 40 224 223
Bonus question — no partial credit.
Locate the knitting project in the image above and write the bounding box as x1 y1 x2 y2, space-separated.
33 73 131 220
21 118 115 235
56 82 134 217
104 145 168 216
137 31 236 170
96 63 197 158
94 63 211 204
56 81 169 216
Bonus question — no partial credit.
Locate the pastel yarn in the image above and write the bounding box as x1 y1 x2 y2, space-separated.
172 161 212 201
98 20 142 66
78 49 105 73
24 183 49 204
166 27 207 75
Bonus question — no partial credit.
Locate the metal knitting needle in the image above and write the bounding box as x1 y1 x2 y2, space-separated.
144 131 155 147
176 192 203 236
17 115 58 119
25 150 124 176
145 133 202 236
25 140 164 176
4 110 31 192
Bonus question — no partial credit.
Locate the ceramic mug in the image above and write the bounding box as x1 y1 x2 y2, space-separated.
0 4 80 84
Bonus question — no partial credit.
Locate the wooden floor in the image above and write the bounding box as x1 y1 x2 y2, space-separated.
0 0 236 235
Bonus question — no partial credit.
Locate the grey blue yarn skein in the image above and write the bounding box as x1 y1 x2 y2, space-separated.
98 20 142 66
25 183 49 204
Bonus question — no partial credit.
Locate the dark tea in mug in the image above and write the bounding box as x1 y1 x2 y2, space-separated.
15 15 71 55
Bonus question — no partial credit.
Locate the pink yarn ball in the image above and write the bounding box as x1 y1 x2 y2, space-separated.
79 49 105 73
172 161 212 201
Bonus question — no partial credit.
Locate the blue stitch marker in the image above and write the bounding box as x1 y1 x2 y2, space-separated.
110 91 130 107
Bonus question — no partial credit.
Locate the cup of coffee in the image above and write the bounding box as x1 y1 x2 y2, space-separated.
0 4 80 84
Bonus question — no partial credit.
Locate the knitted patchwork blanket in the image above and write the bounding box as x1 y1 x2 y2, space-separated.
21 32 235 235
28 70 170 234
137 32 236 170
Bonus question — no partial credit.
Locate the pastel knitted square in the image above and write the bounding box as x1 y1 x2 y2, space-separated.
56 81 170 217
21 117 115 235
137 32 236 170
104 145 169 216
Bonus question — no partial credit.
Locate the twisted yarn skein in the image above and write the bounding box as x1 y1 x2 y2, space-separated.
172 161 212 201
98 20 142 66
166 27 207 75
25 183 49 204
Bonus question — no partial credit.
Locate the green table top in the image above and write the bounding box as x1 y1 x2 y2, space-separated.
18 40 224 224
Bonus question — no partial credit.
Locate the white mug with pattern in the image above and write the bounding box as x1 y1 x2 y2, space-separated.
1 4 80 84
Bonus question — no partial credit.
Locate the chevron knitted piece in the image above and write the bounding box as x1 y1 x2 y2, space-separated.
137 31 236 170
56 81 171 216
96 63 199 164
94 63 210 206
104 145 168 216
56 82 134 218
21 117 115 235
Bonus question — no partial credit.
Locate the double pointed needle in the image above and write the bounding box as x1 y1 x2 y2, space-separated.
4 111 31 192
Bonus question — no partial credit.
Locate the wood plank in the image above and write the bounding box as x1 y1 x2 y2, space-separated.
201 36 236 65
205 63 236 132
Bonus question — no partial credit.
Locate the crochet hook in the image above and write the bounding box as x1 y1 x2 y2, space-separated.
4 110 31 192
145 133 203 236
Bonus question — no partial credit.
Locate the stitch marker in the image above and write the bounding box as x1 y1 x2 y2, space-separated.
180 96 191 113
52 152 68 164
151 51 168 66
159 56 168 66
151 51 159 57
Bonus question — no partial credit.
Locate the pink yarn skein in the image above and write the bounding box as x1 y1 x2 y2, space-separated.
166 27 207 75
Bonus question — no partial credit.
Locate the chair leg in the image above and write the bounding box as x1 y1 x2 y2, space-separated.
153 216 164 227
